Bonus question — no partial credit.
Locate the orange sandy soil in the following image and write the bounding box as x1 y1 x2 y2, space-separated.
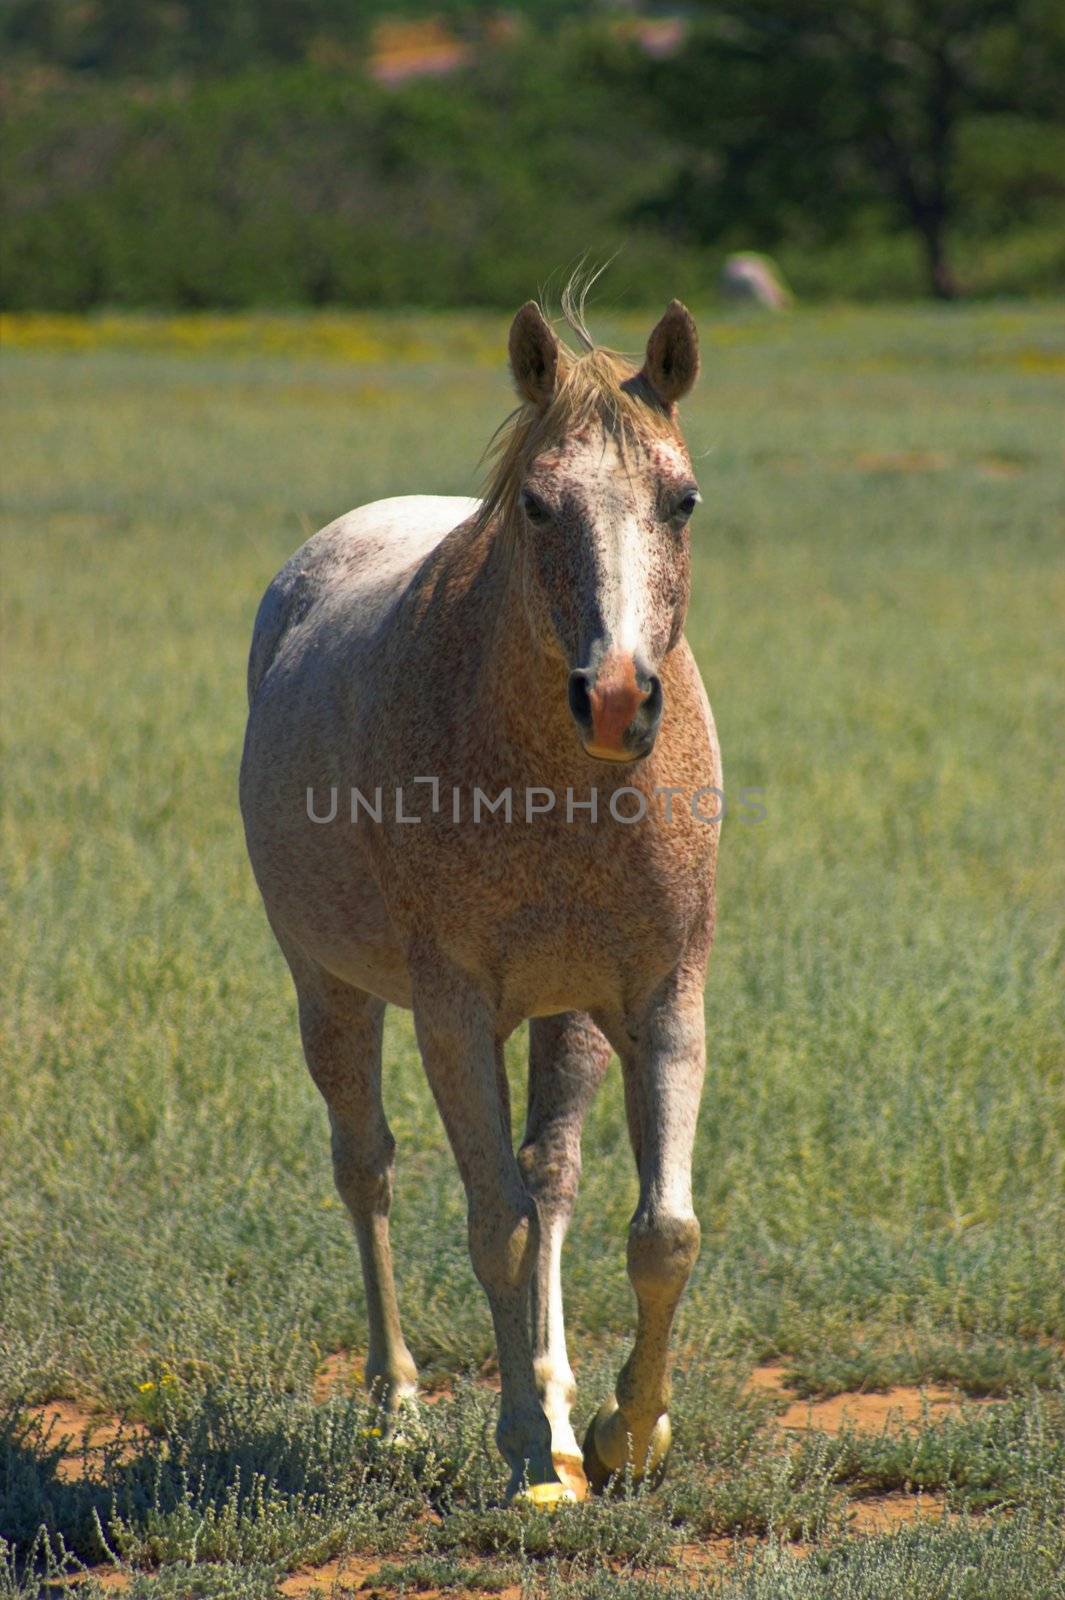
29 1359 981 1596
27 1399 148 1483
745 1362 993 1433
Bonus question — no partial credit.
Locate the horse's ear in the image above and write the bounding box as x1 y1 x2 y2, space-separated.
641 300 699 407
509 302 560 407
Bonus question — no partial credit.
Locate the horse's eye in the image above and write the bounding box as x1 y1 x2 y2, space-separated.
673 489 701 522
521 489 551 524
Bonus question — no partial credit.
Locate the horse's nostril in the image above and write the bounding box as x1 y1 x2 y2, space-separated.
568 670 593 727
644 674 663 720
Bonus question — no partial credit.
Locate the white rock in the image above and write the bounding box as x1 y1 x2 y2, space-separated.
720 253 793 310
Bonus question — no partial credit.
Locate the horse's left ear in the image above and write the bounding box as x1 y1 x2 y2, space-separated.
641 300 699 407
509 302 560 407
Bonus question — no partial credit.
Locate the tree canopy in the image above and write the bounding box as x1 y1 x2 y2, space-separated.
2 1 1063 306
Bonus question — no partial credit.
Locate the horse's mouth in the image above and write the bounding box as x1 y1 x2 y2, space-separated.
581 736 655 765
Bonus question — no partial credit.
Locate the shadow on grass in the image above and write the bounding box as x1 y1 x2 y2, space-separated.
0 1383 439 1582
4 1369 1064 1593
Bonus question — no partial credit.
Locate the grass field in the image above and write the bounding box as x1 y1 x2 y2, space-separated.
2 305 1064 1598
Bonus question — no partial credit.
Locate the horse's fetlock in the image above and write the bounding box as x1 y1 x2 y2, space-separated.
497 1398 554 1482
618 1375 670 1426
534 1354 576 1410
366 1348 418 1402
627 1210 700 1296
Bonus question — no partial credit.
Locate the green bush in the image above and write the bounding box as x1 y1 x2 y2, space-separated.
3 44 1063 311
0 58 706 311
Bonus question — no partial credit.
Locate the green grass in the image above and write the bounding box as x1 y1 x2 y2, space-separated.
1 304 1064 1597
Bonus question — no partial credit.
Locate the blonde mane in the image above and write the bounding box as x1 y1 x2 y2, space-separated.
476 306 681 536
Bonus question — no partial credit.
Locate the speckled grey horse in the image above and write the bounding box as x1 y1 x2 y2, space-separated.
239 297 719 1505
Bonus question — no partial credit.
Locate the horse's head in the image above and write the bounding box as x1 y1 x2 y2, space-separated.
492 299 700 763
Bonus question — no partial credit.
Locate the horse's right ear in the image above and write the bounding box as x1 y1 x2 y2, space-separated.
509 302 560 407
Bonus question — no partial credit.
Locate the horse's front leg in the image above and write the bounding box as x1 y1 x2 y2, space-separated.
519 1012 612 1501
584 967 706 1491
412 962 564 1505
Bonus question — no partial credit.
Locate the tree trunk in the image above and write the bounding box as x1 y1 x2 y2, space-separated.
869 31 962 301
921 42 960 300
918 211 958 301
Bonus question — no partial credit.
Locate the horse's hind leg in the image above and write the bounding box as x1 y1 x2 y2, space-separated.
519 1013 611 1500
287 949 418 1419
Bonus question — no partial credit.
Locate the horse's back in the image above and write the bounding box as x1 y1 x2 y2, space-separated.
247 495 479 705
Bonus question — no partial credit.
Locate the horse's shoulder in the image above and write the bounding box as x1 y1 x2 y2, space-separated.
246 495 479 704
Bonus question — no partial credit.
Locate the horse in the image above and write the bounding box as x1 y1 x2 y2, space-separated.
239 293 720 1506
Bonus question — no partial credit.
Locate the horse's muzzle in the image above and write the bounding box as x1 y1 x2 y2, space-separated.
568 654 663 762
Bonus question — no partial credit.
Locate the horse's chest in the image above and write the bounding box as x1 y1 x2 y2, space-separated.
377 810 711 1015
491 897 687 1020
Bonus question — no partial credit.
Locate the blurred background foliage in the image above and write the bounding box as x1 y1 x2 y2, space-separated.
3 0 1064 309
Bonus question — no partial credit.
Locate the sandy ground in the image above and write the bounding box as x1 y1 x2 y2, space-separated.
30 1358 985 1595
27 1398 147 1483
745 1362 989 1433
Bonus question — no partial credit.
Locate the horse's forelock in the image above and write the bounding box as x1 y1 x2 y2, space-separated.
476 343 680 536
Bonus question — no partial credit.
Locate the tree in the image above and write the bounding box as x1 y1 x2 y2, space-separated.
654 0 1065 298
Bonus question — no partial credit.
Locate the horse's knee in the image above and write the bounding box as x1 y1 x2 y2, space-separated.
518 1126 581 1213
330 1121 396 1216
468 1195 539 1298
627 1210 700 1304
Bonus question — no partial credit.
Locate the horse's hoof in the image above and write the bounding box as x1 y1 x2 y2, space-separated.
582 1396 672 1494
553 1451 589 1503
513 1480 578 1511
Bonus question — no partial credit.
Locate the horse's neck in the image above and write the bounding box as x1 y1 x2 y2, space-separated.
410 512 572 766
